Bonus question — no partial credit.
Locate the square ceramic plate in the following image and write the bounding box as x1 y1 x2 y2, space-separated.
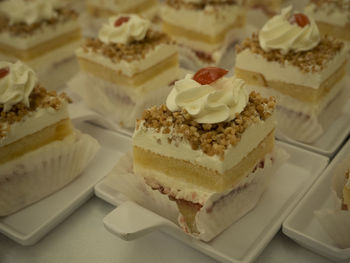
0 121 131 245
283 139 350 262
95 141 329 263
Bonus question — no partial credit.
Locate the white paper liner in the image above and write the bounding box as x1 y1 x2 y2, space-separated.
104 146 288 241
246 76 349 143
314 153 350 248
69 70 179 129
0 130 100 217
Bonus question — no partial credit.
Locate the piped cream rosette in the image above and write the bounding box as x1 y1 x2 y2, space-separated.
315 154 350 248
0 130 100 216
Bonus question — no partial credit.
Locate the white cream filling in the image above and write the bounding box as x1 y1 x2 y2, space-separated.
161 4 243 37
0 102 69 147
304 3 350 27
133 114 275 174
235 48 348 89
86 0 154 13
76 43 178 78
0 20 80 50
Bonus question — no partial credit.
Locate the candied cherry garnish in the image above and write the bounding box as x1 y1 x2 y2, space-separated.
114 16 130 27
0 67 9 79
290 13 310 28
193 67 228 85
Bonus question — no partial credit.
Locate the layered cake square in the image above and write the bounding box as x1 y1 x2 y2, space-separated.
305 0 350 43
243 0 282 16
108 67 285 241
0 0 82 89
161 0 246 70
73 14 179 128
0 60 99 216
235 6 349 143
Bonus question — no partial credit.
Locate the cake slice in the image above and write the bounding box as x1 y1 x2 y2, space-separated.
161 0 246 69
110 67 282 241
235 6 349 142
305 0 350 43
74 14 179 128
0 0 81 89
0 60 100 216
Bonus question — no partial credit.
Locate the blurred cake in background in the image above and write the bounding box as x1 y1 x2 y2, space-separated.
82 0 160 37
71 14 180 129
305 0 350 44
161 0 246 70
0 0 81 90
243 0 282 16
0 60 99 216
235 6 349 143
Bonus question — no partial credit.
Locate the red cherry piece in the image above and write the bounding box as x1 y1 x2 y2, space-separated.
193 67 229 85
114 16 130 27
0 67 9 79
293 13 310 28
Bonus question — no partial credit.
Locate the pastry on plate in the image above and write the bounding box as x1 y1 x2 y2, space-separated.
72 14 180 129
0 60 100 216
235 6 349 143
107 67 287 241
0 0 82 89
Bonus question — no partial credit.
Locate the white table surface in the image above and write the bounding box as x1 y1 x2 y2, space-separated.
0 197 334 263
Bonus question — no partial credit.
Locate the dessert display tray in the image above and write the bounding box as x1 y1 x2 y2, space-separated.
283 138 350 262
275 77 350 157
95 141 329 263
0 120 130 246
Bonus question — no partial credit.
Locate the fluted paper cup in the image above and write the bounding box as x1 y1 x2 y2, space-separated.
0 131 100 216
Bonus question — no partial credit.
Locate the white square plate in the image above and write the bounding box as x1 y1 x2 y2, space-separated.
0 121 130 245
95 141 329 263
283 139 350 262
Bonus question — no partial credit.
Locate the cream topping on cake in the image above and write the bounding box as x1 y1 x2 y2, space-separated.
98 14 151 45
166 74 248 123
0 0 63 25
0 61 37 112
259 6 320 54
304 1 350 27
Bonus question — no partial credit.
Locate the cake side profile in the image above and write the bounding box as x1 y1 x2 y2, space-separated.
235 6 349 143
73 14 179 128
305 0 350 43
0 60 100 216
107 67 286 241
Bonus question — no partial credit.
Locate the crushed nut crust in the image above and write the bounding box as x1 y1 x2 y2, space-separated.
0 8 78 36
310 0 350 12
82 30 174 63
165 0 237 10
0 85 71 138
138 91 275 160
236 33 345 73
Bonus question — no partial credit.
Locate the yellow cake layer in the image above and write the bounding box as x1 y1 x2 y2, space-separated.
0 29 81 61
133 130 275 192
162 15 245 45
77 53 178 89
235 61 347 105
316 21 350 42
0 118 74 165
87 0 157 17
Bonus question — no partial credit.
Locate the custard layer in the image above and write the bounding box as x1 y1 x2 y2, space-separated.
133 130 274 192
0 119 73 165
235 61 347 105
0 29 81 61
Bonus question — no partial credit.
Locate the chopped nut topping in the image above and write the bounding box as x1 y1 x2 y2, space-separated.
82 30 173 63
0 8 78 36
310 0 350 13
165 0 238 10
0 85 71 138
138 92 275 160
236 33 345 73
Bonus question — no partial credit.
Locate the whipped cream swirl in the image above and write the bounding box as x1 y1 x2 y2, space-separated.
259 6 320 54
0 0 62 25
0 61 38 112
166 74 249 124
98 14 151 45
